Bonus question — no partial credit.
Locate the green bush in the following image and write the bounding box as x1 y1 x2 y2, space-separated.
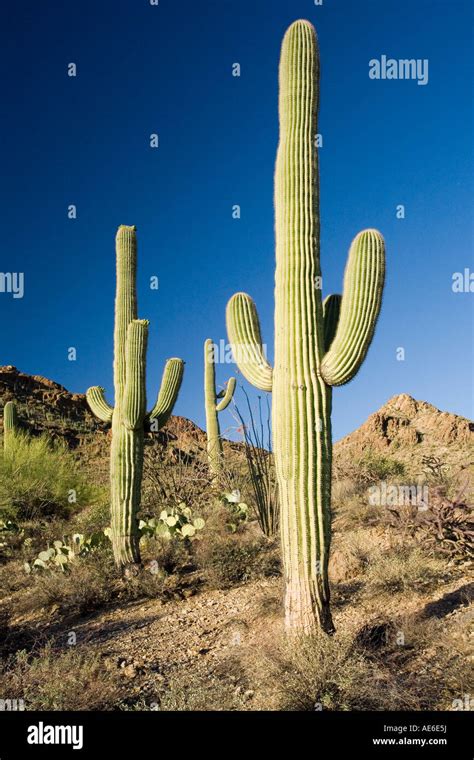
0 432 101 521
357 451 405 484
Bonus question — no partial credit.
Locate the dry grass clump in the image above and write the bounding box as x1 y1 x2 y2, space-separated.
150 672 247 711
0 642 122 710
273 631 413 711
363 546 447 595
351 603 474 710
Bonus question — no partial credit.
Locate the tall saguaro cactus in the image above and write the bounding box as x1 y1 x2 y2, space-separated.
226 21 385 634
87 226 184 568
204 339 235 481
3 401 19 450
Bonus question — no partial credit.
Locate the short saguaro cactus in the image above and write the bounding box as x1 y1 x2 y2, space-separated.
204 338 235 482
226 21 385 634
3 401 19 450
87 226 184 568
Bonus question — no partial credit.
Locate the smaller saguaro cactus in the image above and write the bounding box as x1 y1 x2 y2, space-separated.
87 225 184 568
3 401 19 449
204 339 236 481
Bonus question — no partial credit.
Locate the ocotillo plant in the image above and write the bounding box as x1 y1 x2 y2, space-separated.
226 21 385 634
204 339 235 481
87 225 184 568
3 401 19 450
234 391 279 538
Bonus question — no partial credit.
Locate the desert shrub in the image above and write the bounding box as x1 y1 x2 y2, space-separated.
364 546 446 594
155 678 246 711
329 528 377 583
0 644 121 710
355 607 474 710
384 483 473 562
275 632 412 711
356 451 406 486
121 671 247 712
332 492 381 530
335 449 405 491
331 477 357 506
140 532 192 575
142 443 212 518
199 533 280 588
0 432 101 521
72 499 110 535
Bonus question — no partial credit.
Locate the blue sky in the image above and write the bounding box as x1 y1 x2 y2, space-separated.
2 0 473 441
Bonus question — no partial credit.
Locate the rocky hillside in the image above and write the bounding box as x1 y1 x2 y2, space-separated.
0 365 207 454
1 366 472 474
336 393 473 474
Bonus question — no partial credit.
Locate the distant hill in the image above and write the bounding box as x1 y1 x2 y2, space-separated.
0 366 208 468
0 366 472 475
336 393 473 475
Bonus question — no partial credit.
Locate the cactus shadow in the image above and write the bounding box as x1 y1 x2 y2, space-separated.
417 581 474 620
0 605 164 658
332 580 364 608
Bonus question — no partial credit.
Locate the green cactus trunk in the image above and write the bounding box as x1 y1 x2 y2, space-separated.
273 19 333 634
204 339 235 483
226 21 385 634
3 401 18 450
87 226 184 568
110 316 148 566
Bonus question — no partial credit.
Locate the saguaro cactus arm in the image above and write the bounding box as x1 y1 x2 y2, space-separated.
226 292 273 392
147 357 185 429
321 229 385 387
114 225 138 398
216 377 236 411
86 387 114 423
322 294 341 352
123 320 149 430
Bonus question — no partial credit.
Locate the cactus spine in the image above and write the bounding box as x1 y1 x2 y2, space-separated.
87 226 184 568
226 21 385 634
3 401 18 449
204 339 235 481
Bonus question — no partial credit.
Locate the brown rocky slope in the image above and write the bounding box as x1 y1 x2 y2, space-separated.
1 366 472 468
